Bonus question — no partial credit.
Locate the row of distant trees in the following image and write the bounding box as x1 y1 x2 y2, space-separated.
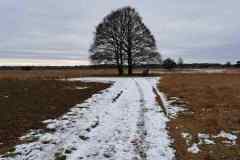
161 58 240 69
224 61 240 67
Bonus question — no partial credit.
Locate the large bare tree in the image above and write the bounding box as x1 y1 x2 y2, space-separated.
89 6 160 75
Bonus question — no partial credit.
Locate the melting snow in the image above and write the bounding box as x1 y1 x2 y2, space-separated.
75 87 88 90
0 77 176 160
214 131 237 141
157 87 186 118
181 132 192 145
181 132 201 154
213 131 238 145
198 133 215 145
187 143 200 154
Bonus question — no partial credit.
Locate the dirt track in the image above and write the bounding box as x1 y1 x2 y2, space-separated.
1 78 174 160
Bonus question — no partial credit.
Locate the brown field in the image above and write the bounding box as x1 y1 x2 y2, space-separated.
0 79 110 154
2 67 239 80
159 74 240 160
1 68 240 158
0 68 118 80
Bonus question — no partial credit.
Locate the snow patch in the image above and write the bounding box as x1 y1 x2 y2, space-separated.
213 131 238 145
198 133 215 145
182 131 238 154
76 86 88 90
67 77 115 84
0 77 176 160
188 143 200 154
158 92 186 118
39 133 57 144
181 132 192 145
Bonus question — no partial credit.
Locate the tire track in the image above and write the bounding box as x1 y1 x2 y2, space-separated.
1 78 176 160
132 79 148 160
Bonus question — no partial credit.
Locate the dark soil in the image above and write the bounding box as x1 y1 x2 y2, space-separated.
0 79 110 154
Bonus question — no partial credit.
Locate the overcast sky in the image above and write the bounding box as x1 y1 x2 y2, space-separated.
0 0 240 65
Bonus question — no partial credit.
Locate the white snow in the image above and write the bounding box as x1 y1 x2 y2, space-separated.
158 91 186 118
200 138 215 145
182 131 237 154
181 132 202 154
0 77 176 160
182 133 215 154
39 133 57 144
198 133 215 145
214 131 237 141
198 133 209 139
75 86 88 90
181 132 192 145
68 77 115 84
187 143 200 154
213 130 238 145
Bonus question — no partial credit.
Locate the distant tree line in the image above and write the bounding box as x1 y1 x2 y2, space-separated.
160 58 240 69
0 60 239 71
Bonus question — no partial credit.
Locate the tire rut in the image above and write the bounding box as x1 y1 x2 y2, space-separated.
132 79 148 160
1 78 176 160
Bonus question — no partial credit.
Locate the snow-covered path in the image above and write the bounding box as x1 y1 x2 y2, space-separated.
1 77 175 160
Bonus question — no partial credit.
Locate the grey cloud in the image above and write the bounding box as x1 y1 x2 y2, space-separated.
0 0 240 63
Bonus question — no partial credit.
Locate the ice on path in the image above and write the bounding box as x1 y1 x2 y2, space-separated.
0 77 175 160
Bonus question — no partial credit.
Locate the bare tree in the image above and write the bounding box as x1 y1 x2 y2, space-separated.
133 49 162 65
89 6 159 75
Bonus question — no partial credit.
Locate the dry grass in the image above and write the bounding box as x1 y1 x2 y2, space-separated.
0 68 118 80
159 74 240 160
1 68 239 80
0 79 110 154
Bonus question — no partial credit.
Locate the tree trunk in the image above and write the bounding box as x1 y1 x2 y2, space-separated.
127 18 133 76
128 66 132 75
118 43 124 76
127 51 133 75
127 40 133 75
118 66 123 75
115 50 123 76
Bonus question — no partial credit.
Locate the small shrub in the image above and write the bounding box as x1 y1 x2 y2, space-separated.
21 66 32 71
162 58 177 70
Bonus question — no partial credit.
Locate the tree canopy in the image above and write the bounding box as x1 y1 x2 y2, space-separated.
89 6 161 75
